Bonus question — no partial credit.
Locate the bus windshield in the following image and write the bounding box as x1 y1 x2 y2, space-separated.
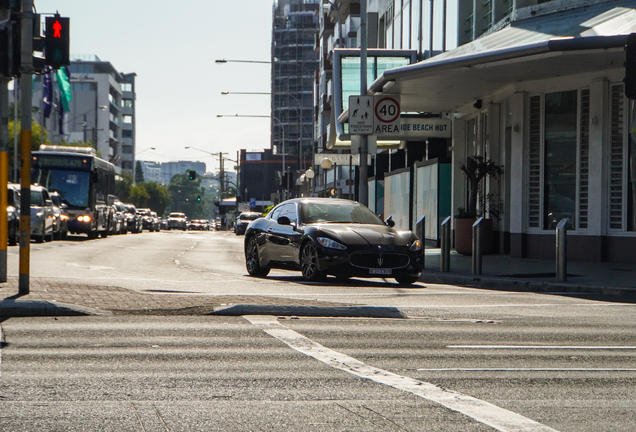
32 168 91 208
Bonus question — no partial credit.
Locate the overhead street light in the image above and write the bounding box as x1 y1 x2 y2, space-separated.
221 92 271 96
215 59 271 64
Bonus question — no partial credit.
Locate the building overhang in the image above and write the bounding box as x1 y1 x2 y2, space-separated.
368 2 636 113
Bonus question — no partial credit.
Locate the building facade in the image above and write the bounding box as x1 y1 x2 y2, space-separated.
271 0 320 186
317 0 636 263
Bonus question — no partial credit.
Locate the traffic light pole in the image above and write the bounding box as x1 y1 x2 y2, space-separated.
0 76 8 283
358 0 369 206
18 0 33 294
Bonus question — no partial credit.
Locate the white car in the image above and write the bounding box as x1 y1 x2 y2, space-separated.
30 185 55 243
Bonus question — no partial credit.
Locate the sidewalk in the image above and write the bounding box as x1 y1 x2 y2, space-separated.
0 277 347 317
420 249 636 298
2 251 635 318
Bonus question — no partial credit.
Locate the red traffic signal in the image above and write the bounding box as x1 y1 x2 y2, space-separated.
45 15 69 69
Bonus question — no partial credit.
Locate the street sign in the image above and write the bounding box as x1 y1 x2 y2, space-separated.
249 198 256 209
348 95 374 135
374 95 401 135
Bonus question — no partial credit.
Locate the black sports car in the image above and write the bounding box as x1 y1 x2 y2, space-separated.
244 198 424 284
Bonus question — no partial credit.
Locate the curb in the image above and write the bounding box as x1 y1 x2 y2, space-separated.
213 304 407 318
419 273 636 298
0 299 112 317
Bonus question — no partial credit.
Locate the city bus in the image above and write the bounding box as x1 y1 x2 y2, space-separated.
32 145 116 239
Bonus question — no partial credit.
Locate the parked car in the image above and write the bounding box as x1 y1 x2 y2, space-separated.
30 184 55 243
6 183 20 246
124 204 142 233
234 212 262 235
167 212 187 230
244 198 424 284
49 191 69 240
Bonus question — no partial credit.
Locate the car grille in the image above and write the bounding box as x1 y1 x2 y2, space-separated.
349 253 410 269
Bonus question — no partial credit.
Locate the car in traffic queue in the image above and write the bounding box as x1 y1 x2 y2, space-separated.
244 198 424 284
138 208 158 232
123 203 142 233
167 212 187 230
29 184 55 243
234 211 262 235
112 201 127 234
6 183 20 246
150 211 160 231
49 191 69 240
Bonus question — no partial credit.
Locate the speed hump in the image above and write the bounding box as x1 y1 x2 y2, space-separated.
374 95 401 135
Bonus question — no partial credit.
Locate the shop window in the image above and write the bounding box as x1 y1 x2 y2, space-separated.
527 89 590 231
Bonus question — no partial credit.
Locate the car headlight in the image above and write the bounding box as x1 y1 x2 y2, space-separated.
410 239 422 252
317 237 347 250
36 211 44 217
78 215 91 223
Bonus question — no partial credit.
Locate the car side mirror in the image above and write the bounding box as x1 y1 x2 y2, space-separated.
277 216 291 226
45 199 53 207
385 215 395 227
60 203 68 209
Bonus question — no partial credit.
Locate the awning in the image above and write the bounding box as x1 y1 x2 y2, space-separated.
369 2 636 113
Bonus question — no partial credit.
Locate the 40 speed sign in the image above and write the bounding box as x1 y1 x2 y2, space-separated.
374 95 401 134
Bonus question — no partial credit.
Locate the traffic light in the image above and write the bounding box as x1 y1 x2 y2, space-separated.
188 170 196 180
45 14 69 69
197 195 201 202
625 33 636 99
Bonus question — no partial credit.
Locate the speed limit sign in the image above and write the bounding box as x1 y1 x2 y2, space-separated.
374 95 401 134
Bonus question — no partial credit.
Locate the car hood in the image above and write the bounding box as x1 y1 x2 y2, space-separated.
315 224 413 247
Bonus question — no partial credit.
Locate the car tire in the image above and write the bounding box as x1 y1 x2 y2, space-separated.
245 236 270 277
395 275 420 285
300 242 326 282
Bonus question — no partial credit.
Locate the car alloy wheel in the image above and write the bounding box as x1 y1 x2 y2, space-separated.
301 242 325 282
245 236 270 277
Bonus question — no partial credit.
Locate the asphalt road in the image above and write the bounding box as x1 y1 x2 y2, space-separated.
1 230 636 430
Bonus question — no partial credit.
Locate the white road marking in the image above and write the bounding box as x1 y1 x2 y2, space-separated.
66 263 114 271
418 368 636 372
246 315 558 432
174 260 180 266
448 345 636 350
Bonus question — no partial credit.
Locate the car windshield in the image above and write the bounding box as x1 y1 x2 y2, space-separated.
30 190 44 206
239 213 261 221
32 168 90 208
299 202 384 225
169 213 185 218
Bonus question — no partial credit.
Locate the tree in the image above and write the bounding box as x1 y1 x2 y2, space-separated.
135 161 145 183
115 174 134 202
168 172 208 219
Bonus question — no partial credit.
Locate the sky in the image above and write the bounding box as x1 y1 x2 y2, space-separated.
36 0 275 172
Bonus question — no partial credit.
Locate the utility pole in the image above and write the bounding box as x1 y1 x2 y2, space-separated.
358 0 369 206
18 0 34 294
0 77 8 283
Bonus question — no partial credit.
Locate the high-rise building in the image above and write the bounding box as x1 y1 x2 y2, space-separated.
271 0 320 169
33 55 136 175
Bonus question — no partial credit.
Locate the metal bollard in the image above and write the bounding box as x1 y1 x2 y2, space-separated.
472 217 483 275
556 218 569 282
416 215 426 269
440 216 451 272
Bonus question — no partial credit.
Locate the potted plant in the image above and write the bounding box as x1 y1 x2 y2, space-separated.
454 156 504 255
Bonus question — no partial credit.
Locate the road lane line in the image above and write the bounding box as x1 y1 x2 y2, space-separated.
448 345 636 350
245 315 558 432
417 368 636 372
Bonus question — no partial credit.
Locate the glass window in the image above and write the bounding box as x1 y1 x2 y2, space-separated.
32 169 91 208
123 115 133 124
544 90 577 229
628 99 636 231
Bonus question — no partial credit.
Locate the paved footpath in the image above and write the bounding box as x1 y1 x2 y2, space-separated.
0 276 344 317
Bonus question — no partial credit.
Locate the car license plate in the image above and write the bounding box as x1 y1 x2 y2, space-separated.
370 268 392 275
